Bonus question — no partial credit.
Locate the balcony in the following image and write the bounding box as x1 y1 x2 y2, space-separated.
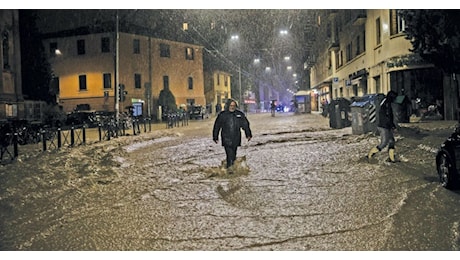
352 10 367 26
328 42 340 52
306 55 316 66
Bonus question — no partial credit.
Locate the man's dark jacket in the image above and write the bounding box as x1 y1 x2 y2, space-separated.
213 109 252 147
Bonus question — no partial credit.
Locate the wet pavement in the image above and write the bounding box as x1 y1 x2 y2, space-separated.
1 112 460 250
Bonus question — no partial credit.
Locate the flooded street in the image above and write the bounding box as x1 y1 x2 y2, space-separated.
1 112 460 250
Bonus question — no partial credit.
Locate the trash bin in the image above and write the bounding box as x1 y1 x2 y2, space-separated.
350 101 367 135
350 94 385 135
329 98 351 129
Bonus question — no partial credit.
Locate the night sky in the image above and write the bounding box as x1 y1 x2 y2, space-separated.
31 9 312 80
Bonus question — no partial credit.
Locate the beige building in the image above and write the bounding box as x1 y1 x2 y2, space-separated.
0 9 24 121
307 10 442 118
204 70 232 115
42 29 205 119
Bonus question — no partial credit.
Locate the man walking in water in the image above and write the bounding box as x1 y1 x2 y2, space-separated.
213 99 252 173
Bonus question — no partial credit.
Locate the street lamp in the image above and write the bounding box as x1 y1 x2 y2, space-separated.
230 34 242 107
114 10 120 122
238 63 242 107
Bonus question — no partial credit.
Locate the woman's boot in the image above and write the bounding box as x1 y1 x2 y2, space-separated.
388 148 395 162
368 146 380 159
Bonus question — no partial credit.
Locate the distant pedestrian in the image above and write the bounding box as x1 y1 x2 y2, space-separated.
213 99 252 172
215 103 222 116
368 90 399 162
293 99 299 114
270 100 276 117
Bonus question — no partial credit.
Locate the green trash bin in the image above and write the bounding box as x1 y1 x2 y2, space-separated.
329 98 351 129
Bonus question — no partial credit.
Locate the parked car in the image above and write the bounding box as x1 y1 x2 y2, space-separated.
189 105 207 120
276 104 285 112
65 111 98 128
436 125 460 189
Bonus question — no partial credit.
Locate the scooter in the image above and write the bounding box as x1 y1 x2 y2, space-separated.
436 124 460 189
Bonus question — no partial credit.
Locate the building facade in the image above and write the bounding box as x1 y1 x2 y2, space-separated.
204 70 232 115
307 10 443 118
42 28 205 120
0 10 23 122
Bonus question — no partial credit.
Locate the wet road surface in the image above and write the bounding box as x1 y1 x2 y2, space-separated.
1 112 460 250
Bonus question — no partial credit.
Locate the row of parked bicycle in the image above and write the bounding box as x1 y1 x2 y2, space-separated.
0 112 136 147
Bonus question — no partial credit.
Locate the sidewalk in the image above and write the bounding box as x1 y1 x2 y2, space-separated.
83 118 203 142
400 120 458 132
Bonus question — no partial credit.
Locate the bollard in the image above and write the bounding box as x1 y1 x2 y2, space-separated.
82 125 86 144
42 130 47 151
13 132 18 158
123 121 126 136
57 128 62 148
115 122 119 138
70 126 75 147
98 124 102 141
122 121 126 136
133 120 136 135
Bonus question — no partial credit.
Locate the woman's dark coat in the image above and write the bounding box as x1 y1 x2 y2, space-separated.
377 91 397 129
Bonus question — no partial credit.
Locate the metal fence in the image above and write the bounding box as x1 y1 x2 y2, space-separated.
0 117 157 165
0 113 198 165
164 112 189 128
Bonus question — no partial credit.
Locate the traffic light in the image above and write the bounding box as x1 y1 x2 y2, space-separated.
118 84 128 102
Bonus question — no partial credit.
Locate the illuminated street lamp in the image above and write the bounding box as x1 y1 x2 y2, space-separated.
114 10 120 122
230 34 242 107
